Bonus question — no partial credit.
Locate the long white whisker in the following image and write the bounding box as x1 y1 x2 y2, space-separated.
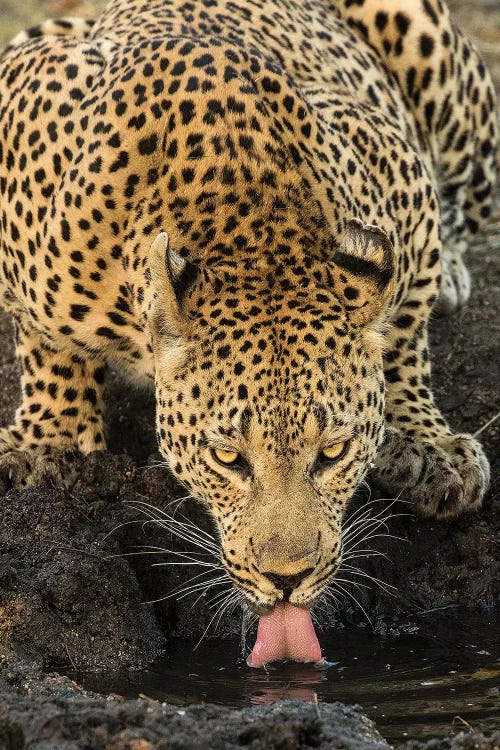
132 544 219 559
340 563 396 585
127 503 220 557
342 518 392 550
321 588 343 609
329 581 373 627
163 496 193 516
342 500 405 540
162 568 224 595
128 501 219 547
346 531 407 551
342 515 409 550
194 591 241 650
212 590 241 617
342 550 389 561
338 566 397 595
332 576 370 592
208 586 240 608
342 506 396 537
98 518 160 545
98 500 228 613
343 496 393 525
342 494 407 530
175 578 230 602
150 560 219 568
145 574 229 604
107 548 221 567
190 578 234 609
342 493 411 540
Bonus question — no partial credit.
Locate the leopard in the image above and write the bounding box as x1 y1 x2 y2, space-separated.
0 0 496 614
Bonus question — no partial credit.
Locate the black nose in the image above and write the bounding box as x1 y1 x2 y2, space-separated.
264 568 314 599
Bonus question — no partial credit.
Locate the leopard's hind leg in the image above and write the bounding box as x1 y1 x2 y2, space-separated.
1 16 96 62
333 0 498 314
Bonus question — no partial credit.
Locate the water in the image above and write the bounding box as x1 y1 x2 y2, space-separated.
75 608 500 742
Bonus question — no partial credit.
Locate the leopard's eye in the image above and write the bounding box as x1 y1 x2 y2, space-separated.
321 442 346 460
320 441 348 463
212 448 240 466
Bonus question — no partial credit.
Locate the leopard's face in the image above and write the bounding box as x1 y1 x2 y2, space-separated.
151 238 390 612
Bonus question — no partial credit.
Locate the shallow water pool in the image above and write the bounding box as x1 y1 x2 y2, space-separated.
74 607 499 743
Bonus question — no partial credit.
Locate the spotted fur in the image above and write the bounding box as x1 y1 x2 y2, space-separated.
0 0 496 613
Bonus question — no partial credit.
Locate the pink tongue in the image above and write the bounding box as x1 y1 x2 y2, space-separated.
247 602 322 667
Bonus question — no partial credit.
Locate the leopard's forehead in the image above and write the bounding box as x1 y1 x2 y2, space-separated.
160 316 384 451
183 266 371 360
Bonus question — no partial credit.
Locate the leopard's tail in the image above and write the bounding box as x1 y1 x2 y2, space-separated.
1 17 95 61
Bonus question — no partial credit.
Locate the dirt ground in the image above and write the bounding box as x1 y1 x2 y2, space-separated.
0 1 499 749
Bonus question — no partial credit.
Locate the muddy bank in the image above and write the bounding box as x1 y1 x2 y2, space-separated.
0 675 390 750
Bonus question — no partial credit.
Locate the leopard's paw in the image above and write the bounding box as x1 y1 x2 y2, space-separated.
0 426 22 454
434 253 471 317
0 429 82 493
372 429 489 519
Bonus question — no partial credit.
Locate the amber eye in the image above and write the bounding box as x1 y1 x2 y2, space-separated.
212 448 240 466
320 441 348 462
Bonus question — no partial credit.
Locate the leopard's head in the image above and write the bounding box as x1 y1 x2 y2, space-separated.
147 220 395 613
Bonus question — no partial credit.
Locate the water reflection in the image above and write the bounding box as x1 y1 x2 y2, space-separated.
247 661 331 704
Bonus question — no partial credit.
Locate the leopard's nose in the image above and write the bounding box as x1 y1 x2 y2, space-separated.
263 568 315 600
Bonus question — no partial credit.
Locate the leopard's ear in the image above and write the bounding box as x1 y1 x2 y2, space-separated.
150 232 200 315
145 231 202 355
147 232 200 372
332 219 395 325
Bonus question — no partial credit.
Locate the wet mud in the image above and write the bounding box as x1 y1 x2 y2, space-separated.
0 0 499 748
0 679 393 750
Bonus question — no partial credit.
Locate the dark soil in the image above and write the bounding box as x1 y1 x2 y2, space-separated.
0 678 392 750
0 1 499 748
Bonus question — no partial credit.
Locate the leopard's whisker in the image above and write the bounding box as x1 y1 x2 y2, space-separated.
320 587 344 611
126 502 221 558
129 543 217 558
150 559 221 568
342 495 407 535
194 590 242 650
342 549 389 561
161 566 226 595
338 564 397 595
98 518 160 545
328 581 373 627
345 531 408 551
342 505 393 538
145 572 230 604
174 578 231 602
107 549 221 567
208 586 240 608
342 517 392 548
129 500 219 548
342 505 410 549
331 576 370 592
344 494 398 524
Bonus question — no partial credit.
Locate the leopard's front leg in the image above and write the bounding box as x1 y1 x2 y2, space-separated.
0 318 107 492
372 301 489 519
